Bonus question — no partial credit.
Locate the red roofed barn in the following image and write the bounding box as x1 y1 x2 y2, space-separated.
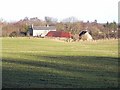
46 31 72 38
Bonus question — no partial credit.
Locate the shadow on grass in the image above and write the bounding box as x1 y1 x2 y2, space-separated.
2 54 118 88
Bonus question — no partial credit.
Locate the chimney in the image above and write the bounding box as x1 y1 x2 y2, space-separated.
31 24 34 28
46 24 49 27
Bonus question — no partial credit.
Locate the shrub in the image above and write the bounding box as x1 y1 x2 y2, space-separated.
9 31 18 37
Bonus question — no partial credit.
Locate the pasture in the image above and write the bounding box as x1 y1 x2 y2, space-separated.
2 37 118 88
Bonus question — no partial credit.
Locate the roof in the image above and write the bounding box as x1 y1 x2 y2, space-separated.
46 31 72 38
32 26 56 30
79 30 88 36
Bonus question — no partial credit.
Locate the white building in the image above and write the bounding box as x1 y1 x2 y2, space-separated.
79 30 93 41
28 25 56 37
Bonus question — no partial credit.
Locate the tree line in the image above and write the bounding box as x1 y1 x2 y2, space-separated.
0 16 119 40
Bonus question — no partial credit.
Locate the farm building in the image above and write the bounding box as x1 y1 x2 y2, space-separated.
27 25 56 37
79 30 93 41
46 31 73 38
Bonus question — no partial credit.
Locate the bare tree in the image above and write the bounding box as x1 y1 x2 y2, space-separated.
45 16 58 25
62 16 79 23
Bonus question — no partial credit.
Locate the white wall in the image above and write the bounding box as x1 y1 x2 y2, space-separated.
33 29 56 37
81 32 93 41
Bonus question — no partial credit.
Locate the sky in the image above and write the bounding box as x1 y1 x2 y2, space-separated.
0 0 119 23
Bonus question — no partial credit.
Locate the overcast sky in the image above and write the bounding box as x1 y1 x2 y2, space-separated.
0 0 119 23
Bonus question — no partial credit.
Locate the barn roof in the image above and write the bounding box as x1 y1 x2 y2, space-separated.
79 30 88 36
32 26 56 30
46 31 72 38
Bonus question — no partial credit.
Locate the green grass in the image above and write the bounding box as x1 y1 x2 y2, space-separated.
2 37 118 88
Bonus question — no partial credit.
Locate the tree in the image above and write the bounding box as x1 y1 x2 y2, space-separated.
94 19 97 23
109 21 117 38
106 21 110 39
62 16 79 23
0 18 4 22
45 16 58 25
23 17 29 21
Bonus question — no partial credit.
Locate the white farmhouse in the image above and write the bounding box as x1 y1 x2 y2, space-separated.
27 25 56 37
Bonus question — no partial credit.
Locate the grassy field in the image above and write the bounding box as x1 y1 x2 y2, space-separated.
2 37 118 88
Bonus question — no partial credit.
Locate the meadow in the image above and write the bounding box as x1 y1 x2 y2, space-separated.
2 37 118 88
